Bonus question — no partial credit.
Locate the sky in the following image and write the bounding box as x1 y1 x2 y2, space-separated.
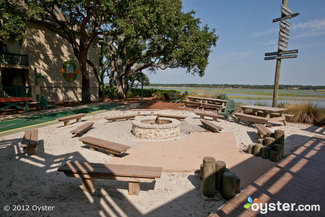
146 0 325 85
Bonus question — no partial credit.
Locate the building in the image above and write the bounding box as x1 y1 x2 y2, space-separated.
0 22 99 102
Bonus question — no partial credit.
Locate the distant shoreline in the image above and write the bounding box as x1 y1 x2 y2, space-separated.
147 84 325 90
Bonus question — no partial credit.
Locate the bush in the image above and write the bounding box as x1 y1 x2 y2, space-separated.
277 102 289 108
254 101 268 106
216 93 229 100
104 85 118 98
286 103 325 124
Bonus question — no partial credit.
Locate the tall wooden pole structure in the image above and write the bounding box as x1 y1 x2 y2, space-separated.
272 0 287 107
265 0 299 107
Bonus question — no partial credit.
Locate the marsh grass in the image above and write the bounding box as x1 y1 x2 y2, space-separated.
286 103 325 125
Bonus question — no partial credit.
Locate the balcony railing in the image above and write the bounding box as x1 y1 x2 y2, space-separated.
1 86 32 97
0 52 29 66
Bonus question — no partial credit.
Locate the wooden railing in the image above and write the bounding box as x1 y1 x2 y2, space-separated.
0 52 29 66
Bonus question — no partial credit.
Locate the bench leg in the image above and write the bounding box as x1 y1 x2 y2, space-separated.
283 120 287 126
213 117 217 121
82 178 95 193
26 146 35 155
77 118 81 122
64 121 69 126
128 182 140 195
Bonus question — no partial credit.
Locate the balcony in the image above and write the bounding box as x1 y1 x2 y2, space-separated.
0 52 29 66
1 86 32 97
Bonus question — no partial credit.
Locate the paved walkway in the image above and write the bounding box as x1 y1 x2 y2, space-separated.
212 136 325 217
109 132 276 189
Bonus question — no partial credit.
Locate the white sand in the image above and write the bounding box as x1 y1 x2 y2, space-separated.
0 108 323 217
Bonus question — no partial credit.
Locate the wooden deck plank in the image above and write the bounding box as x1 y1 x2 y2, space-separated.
213 137 325 216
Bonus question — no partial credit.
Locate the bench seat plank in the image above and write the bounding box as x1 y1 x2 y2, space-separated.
234 113 269 124
254 124 272 138
80 136 130 155
157 114 187 120
70 122 94 136
201 120 223 133
200 103 223 109
57 113 86 121
58 161 162 179
195 111 223 121
105 115 136 122
58 161 162 195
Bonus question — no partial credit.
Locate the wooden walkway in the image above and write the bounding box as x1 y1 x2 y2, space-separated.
212 136 325 217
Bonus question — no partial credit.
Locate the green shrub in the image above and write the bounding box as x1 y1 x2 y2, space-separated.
254 101 267 106
286 103 325 124
104 85 118 98
216 93 229 100
277 102 289 108
152 90 165 100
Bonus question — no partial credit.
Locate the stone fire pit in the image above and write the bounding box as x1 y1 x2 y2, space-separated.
131 117 181 140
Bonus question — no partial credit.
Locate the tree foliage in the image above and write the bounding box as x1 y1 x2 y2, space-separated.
3 0 217 101
0 0 28 41
103 0 218 98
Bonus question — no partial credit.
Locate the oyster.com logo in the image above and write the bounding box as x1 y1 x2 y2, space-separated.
244 196 258 209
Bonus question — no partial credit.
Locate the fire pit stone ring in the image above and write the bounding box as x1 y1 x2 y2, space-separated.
131 117 181 140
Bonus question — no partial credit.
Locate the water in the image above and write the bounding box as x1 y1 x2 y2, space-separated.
145 86 325 108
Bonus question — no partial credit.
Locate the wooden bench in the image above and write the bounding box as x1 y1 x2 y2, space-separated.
79 136 130 156
21 129 38 155
254 124 273 138
200 103 223 109
183 101 201 108
57 113 86 126
70 122 94 137
58 161 162 195
156 114 187 120
284 114 294 121
200 120 223 133
234 113 269 124
195 111 223 121
105 114 136 122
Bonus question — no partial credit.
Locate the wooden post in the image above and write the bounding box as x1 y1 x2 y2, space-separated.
270 150 281 162
235 175 241 193
128 182 140 195
273 144 283 159
261 146 271 159
263 137 275 147
272 0 288 107
202 157 216 197
215 161 226 191
247 144 255 154
253 144 263 156
274 130 285 157
222 172 237 200
258 139 264 144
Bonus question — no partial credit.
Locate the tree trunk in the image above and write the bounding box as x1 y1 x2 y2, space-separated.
116 75 125 99
79 52 91 102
